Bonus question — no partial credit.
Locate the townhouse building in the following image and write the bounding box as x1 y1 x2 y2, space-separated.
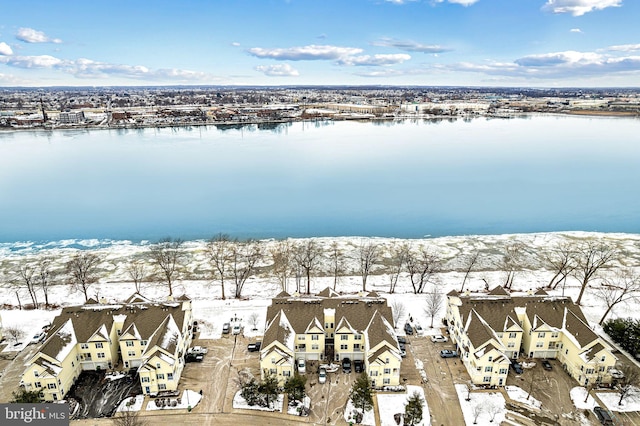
260 288 402 387
446 287 617 387
20 294 193 402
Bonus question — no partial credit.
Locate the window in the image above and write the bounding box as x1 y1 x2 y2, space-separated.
126 341 134 347
586 368 595 374
371 371 378 376
354 344 360 350
71 362 74 367
341 335 348 341
283 370 291 377
537 332 545 338
97 352 105 358
157 373 165 380
551 332 559 338
536 342 543 348
34 371 39 377
48 383 56 389
95 342 103 349
128 351 136 357
141 377 150 383
117 329 122 335
507 342 515 348
601 356 606 362
298 335 305 341
483 376 491 383
271 357 275 364
156 363 161 369
340 344 348 350
269 368 277 375
485 366 493 372
549 342 557 349
355 334 362 340
35 382 41 388
167 373 174 380
384 368 391 375
312 344 319 350
325 323 329 328
85 353 92 360
385 358 390 364
508 332 517 339
476 367 482 372
141 340 148 346
158 384 167 390
312 335 319 340
488 356 493 362
499 368 508 374
496 333 503 338
383 378 390 385
599 366 605 372
80 343 89 349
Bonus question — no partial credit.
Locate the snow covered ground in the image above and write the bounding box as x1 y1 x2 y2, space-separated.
505 385 542 409
455 383 506 425
232 390 283 412
570 387 598 410
596 388 640 413
344 399 376 425
378 385 429 426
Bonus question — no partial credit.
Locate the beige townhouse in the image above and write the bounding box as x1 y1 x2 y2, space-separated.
20 293 193 402
446 287 617 387
261 288 402 387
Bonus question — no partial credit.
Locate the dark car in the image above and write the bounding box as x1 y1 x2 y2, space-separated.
440 350 458 358
404 323 413 335
397 336 407 345
342 358 352 373
593 406 614 425
222 323 230 334
511 361 523 374
354 359 363 373
542 359 552 370
185 352 204 362
247 342 261 352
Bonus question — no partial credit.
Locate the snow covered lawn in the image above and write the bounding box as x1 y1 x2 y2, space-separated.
455 384 506 425
344 399 375 426
570 387 597 410
232 390 283 412
146 390 202 411
596 388 640 412
377 385 430 426
505 386 542 409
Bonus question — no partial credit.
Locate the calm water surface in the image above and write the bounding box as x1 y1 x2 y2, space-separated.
1 116 639 242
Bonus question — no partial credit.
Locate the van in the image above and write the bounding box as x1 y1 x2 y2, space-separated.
593 406 613 425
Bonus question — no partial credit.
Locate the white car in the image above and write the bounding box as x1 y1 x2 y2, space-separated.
232 323 242 335
31 332 46 344
414 324 424 336
430 335 448 343
610 368 624 379
297 358 306 374
318 367 327 384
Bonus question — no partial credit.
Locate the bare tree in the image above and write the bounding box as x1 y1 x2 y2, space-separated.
270 239 293 292
359 239 380 292
486 401 500 423
594 270 640 325
460 250 480 293
125 259 148 294
36 257 55 308
526 367 543 400
471 403 484 424
15 261 39 308
111 405 147 426
615 364 640 406
500 242 525 289
248 312 260 331
148 238 185 297
387 242 408 294
66 252 101 302
574 241 617 305
230 239 262 299
390 300 406 329
541 241 577 290
406 245 441 294
206 233 233 300
5 326 25 344
293 240 322 295
424 284 443 328
328 241 345 290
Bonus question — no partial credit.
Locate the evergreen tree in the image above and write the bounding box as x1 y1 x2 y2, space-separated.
10 389 41 403
284 372 307 405
403 391 424 426
350 372 373 416
259 372 280 408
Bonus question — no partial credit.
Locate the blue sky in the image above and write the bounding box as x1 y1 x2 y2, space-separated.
1 0 638 87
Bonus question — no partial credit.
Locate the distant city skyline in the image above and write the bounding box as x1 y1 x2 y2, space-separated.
1 0 639 88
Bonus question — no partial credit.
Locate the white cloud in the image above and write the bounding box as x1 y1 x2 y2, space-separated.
514 50 603 67
542 0 622 16
255 64 299 77
432 0 480 5
247 45 362 61
336 53 411 66
0 72 31 85
608 44 640 52
384 0 418 4
0 42 13 55
16 27 62 44
231 42 240 47
373 38 452 53
0 55 66 68
570 28 583 33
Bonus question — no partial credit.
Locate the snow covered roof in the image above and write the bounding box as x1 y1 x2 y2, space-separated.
40 318 78 363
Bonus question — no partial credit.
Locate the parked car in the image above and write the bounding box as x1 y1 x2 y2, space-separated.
397 336 407 345
542 359 553 370
247 342 261 352
430 335 448 343
414 324 424 336
297 358 306 374
318 367 327 384
354 359 363 373
511 361 524 374
404 323 413 335
185 352 204 362
400 349 407 358
342 358 352 373
189 346 208 355
232 323 242 335
593 406 614 425
399 343 406 351
609 368 624 379
440 350 458 358
222 323 230 334
31 332 46 344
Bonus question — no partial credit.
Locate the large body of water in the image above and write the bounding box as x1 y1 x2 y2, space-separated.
1 115 639 243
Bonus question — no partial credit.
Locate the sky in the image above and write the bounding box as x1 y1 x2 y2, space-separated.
0 0 639 88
